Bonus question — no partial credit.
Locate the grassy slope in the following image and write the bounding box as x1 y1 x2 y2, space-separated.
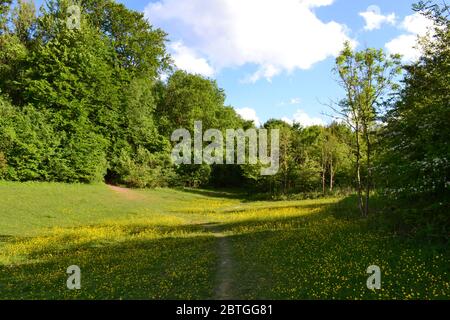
0 182 448 299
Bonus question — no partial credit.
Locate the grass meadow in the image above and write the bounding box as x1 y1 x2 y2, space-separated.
0 181 448 299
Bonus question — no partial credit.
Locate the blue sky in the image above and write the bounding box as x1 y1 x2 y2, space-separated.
35 0 431 126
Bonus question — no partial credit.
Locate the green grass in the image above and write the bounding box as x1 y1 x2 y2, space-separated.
215 202 448 299
0 181 448 299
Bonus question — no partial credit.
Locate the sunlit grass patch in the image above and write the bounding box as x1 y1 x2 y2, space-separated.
0 182 448 300
0 215 217 299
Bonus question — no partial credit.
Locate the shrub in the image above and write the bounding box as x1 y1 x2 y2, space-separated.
175 164 212 188
117 147 176 188
0 100 59 181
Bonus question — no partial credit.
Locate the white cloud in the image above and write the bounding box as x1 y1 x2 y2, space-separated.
385 13 435 61
359 5 396 31
402 12 434 35
145 0 353 82
170 41 215 77
290 98 302 105
278 97 302 106
299 0 334 7
284 109 325 127
385 34 421 61
235 107 261 126
281 117 294 125
244 65 281 83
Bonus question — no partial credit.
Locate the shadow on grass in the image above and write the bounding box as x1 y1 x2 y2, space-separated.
328 194 393 220
0 198 341 300
327 195 450 243
178 187 249 200
1 197 448 300
212 198 449 300
0 235 14 243
216 201 335 215
0 233 218 300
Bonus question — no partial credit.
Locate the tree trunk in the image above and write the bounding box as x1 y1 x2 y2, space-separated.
364 132 371 217
329 157 334 192
322 167 326 195
283 145 288 194
355 125 364 216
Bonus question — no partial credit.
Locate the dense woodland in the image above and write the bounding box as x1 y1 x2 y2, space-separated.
0 1 448 239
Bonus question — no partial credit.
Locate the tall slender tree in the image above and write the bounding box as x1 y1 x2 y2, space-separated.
334 43 401 216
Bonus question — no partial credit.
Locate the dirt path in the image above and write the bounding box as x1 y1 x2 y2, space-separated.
107 185 142 200
204 224 234 300
108 185 235 298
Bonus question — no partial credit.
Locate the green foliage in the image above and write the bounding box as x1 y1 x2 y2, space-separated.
0 97 58 180
0 0 177 187
335 42 402 216
51 127 108 183
116 147 176 188
0 33 28 102
0 0 12 34
79 0 171 77
2 0 359 191
176 164 212 188
0 0 448 300
0 0 448 244
156 70 228 136
381 9 449 199
12 0 36 42
241 121 354 196
378 3 449 237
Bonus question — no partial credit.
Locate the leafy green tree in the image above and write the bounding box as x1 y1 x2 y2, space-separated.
0 33 28 103
381 2 449 199
0 96 59 181
79 0 171 78
116 147 175 188
0 0 33 104
18 3 116 181
294 125 326 193
376 1 449 238
176 164 212 188
156 71 247 188
264 119 293 194
156 71 227 136
334 43 401 216
327 122 353 192
12 0 36 43
0 0 12 34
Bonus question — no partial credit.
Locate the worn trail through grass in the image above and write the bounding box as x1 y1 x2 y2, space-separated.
0 182 448 300
203 223 234 300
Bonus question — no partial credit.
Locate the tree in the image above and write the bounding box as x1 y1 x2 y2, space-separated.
318 125 349 194
0 0 175 185
0 0 34 104
12 0 36 43
0 0 12 34
79 0 171 78
377 1 449 238
334 42 401 216
327 122 353 192
264 119 293 194
0 96 60 181
381 1 449 199
156 71 247 188
156 71 227 136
